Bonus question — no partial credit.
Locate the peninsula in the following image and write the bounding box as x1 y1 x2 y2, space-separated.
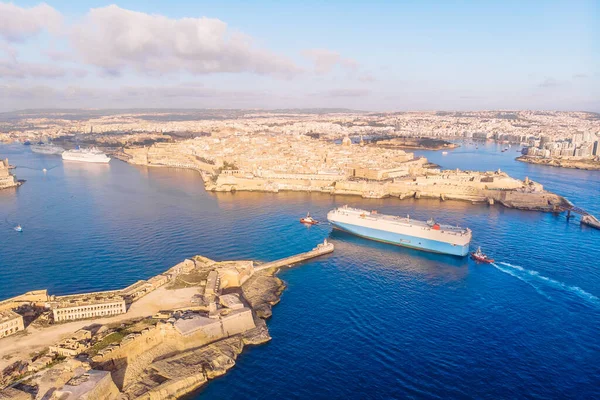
121 133 567 212
516 155 600 171
371 137 459 151
0 241 334 399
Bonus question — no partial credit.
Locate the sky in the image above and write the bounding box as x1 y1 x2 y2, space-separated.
0 0 598 112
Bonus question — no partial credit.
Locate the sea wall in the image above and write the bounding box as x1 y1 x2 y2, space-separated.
0 290 49 311
0 158 19 190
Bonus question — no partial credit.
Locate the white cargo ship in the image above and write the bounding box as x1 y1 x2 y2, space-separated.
327 206 472 256
62 148 111 163
30 143 65 155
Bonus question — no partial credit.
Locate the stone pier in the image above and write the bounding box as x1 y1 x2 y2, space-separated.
254 240 334 272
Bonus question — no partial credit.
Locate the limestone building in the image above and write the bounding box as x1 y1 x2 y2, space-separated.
50 295 126 322
0 310 25 338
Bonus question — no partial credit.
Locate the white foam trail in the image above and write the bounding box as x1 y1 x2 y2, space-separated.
490 263 551 300
498 262 599 305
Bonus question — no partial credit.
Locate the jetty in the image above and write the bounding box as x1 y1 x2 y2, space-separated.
255 240 334 272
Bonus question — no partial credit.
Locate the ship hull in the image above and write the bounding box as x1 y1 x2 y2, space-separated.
331 221 470 256
62 153 110 163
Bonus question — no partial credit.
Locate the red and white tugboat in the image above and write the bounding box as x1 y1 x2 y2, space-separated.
300 212 319 225
470 247 494 263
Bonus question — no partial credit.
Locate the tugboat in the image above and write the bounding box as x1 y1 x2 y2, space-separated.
300 212 319 225
14 224 23 232
470 247 494 263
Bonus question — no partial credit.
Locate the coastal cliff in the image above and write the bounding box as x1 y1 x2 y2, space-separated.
517 155 600 171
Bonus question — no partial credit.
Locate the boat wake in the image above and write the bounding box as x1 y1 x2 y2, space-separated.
490 262 599 306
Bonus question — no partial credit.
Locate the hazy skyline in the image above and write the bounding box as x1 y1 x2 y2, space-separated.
0 0 598 112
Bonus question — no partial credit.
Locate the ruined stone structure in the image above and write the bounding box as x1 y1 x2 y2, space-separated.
49 329 92 357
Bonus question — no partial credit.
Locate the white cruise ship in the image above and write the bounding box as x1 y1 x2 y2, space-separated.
62 148 111 163
30 143 65 155
327 206 472 256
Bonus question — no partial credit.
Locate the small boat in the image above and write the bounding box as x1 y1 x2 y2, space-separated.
300 212 319 225
442 151 448 155
470 247 493 263
14 225 23 232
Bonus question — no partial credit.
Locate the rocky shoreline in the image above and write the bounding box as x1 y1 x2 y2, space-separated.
516 155 600 171
0 255 296 399
121 268 286 400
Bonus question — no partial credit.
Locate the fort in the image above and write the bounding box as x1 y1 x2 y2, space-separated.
0 241 333 399
0 158 19 190
122 134 569 213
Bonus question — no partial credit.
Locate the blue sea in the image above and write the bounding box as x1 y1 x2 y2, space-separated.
1 142 599 399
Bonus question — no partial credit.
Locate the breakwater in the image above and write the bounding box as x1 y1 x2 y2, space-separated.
255 241 334 271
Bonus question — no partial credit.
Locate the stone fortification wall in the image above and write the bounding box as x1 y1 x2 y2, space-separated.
332 178 563 210
211 174 334 193
0 290 49 311
217 261 254 288
494 190 566 210
0 159 19 190
126 145 217 174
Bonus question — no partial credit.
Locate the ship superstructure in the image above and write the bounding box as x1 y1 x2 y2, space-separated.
62 148 111 163
327 206 471 256
30 143 65 155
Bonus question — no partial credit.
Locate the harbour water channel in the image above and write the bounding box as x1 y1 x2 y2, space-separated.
1 141 599 399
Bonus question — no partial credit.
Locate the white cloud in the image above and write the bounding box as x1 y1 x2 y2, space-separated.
358 74 376 83
0 59 87 79
302 49 359 74
0 2 62 42
312 88 371 97
0 83 270 111
69 5 302 77
537 77 561 88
